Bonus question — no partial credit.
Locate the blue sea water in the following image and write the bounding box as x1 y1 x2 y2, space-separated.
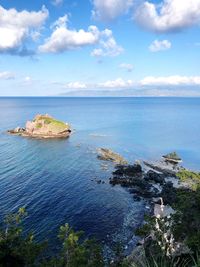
0 97 200 251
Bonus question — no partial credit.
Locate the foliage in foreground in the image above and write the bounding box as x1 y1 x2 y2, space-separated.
135 184 200 267
1 183 200 266
0 208 103 267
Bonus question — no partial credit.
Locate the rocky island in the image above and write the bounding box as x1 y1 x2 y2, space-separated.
8 114 71 139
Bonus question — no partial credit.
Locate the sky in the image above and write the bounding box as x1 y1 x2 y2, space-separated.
0 0 200 96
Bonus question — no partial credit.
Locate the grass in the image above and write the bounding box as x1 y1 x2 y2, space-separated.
177 170 200 182
177 170 200 190
34 115 70 133
35 122 42 129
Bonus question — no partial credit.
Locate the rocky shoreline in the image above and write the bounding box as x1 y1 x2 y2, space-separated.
96 148 184 202
96 148 200 262
109 160 180 216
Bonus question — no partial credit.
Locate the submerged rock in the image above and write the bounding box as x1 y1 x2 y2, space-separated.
97 148 128 165
8 114 71 139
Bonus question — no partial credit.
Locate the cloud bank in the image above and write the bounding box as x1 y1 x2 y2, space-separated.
0 5 48 55
134 0 200 32
140 75 200 86
63 75 200 91
64 78 134 90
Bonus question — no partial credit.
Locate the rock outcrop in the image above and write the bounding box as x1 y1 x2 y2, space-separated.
8 114 71 139
162 151 182 164
97 148 128 165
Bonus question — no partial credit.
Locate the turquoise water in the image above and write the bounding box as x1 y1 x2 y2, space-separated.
0 97 199 250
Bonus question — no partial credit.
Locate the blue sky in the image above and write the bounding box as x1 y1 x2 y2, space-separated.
0 0 200 96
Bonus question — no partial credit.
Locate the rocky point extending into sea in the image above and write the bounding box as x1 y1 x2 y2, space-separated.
8 114 72 139
96 148 200 261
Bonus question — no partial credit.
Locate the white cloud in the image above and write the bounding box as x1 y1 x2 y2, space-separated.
92 0 133 21
91 29 123 57
62 75 200 92
65 81 87 89
0 71 15 80
99 78 134 88
140 75 200 86
134 0 200 32
0 5 48 53
119 63 133 72
39 15 123 56
64 78 134 90
39 15 100 53
149 39 171 52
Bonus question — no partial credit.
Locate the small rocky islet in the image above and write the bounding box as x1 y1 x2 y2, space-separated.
8 114 72 139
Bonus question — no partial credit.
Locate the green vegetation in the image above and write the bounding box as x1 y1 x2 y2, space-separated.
36 116 67 127
172 186 200 252
1 195 200 267
35 123 42 129
177 169 200 190
0 207 45 267
34 115 70 133
177 169 200 185
42 118 66 127
135 184 200 267
0 208 103 267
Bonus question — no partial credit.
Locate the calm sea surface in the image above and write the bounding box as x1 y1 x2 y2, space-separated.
0 97 199 251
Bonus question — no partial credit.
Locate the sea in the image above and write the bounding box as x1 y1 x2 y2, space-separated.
0 97 199 253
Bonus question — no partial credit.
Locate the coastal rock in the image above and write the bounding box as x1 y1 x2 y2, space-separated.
129 186 159 198
110 163 161 198
8 114 71 139
97 148 128 165
143 160 177 177
8 127 26 134
113 164 142 177
144 170 165 184
160 182 177 205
